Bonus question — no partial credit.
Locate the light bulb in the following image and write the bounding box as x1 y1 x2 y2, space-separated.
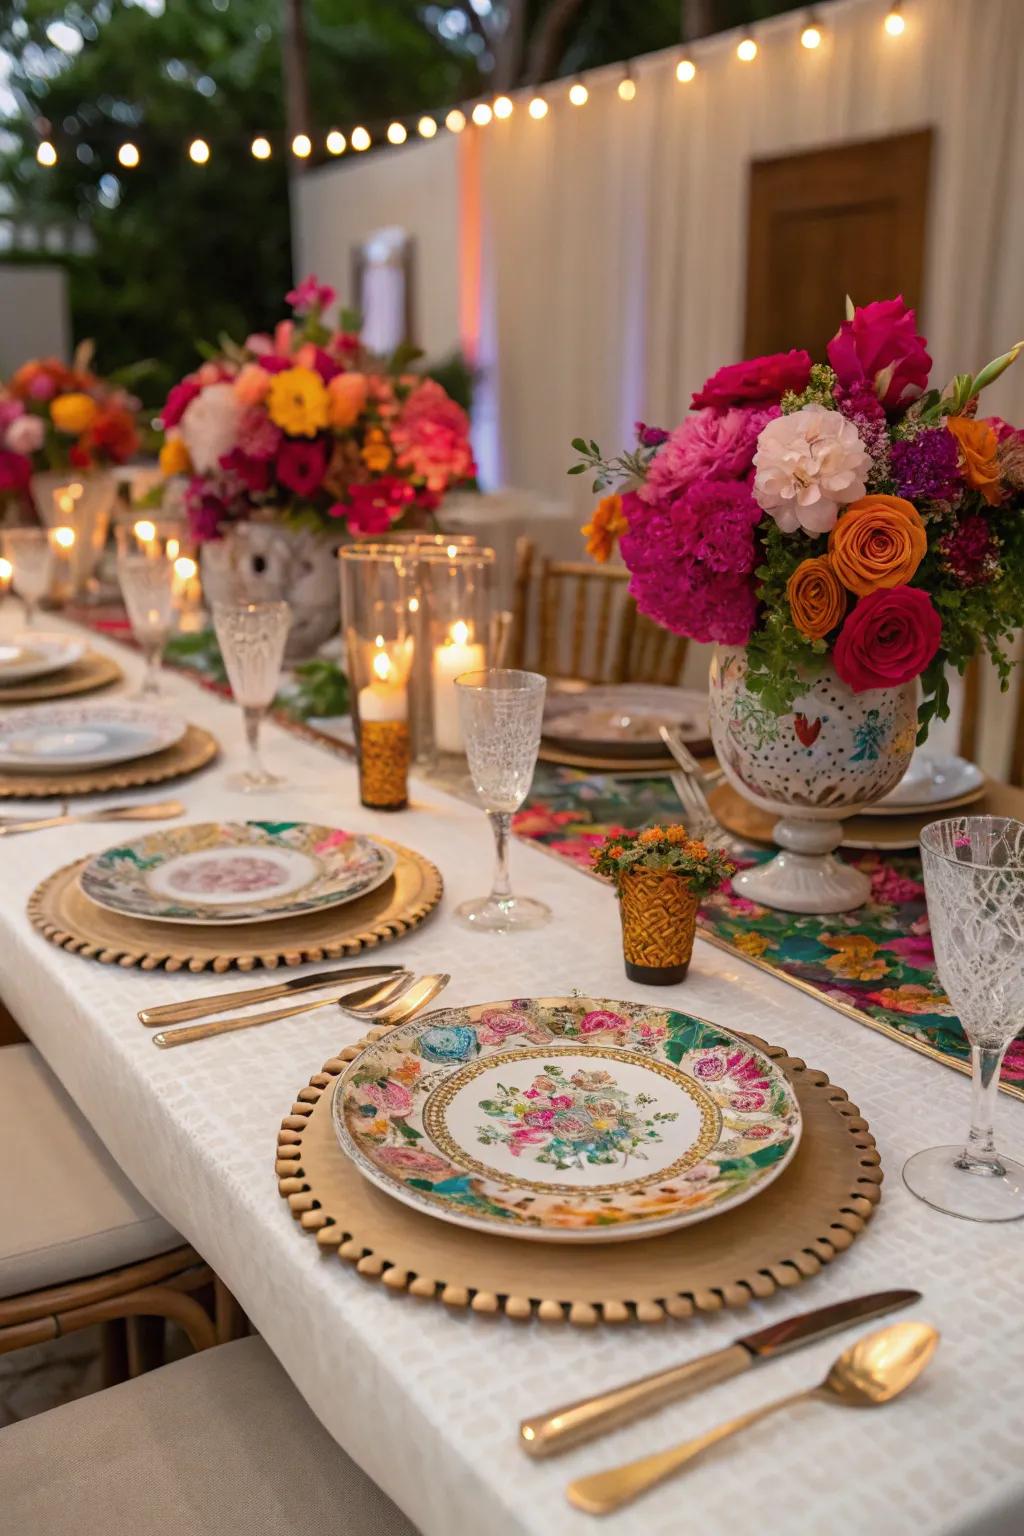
251 136 272 159
174 555 197 581
445 108 466 134
801 24 822 48
417 116 437 138
737 36 758 62
884 7 905 35
351 126 371 151
493 94 513 119
528 95 548 119
325 130 345 155
471 102 492 126
569 81 588 106
188 138 209 164
676 58 696 83
618 76 637 101
117 142 139 168
36 140 57 166
133 520 156 542
387 122 407 145
291 133 312 158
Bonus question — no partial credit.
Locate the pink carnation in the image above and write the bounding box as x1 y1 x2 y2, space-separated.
390 379 474 491
235 407 282 460
640 406 777 507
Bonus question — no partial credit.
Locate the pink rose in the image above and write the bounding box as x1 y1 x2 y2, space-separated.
578 1009 628 1034
827 297 931 411
833 586 942 692
691 349 812 410
550 1095 573 1109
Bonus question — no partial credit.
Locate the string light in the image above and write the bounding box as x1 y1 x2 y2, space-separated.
351 126 371 151
528 95 548 119
445 108 466 134
737 35 758 62
617 71 637 101
36 140 57 166
325 130 345 155
417 116 437 138
251 136 272 159
386 122 407 144
188 138 209 164
569 80 588 106
493 94 513 119
675 58 696 83
117 142 139 168
471 102 493 126
291 133 312 158
884 4 905 35
800 18 822 48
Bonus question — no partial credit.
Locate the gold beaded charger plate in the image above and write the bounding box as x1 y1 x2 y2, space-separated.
80 820 397 926
0 722 217 799
28 836 442 971
332 998 801 1243
277 1016 881 1324
0 648 123 703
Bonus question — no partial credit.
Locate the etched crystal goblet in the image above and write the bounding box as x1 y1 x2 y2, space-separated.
903 816 1024 1221
3 527 57 628
454 667 550 932
116 521 180 697
213 600 291 792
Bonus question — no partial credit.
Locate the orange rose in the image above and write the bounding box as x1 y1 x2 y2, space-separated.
828 495 927 596
327 371 368 429
50 391 99 436
786 555 847 639
946 415 1002 505
581 493 628 564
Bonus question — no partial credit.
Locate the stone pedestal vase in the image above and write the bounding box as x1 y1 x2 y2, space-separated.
200 518 343 661
708 646 917 914
617 870 700 985
31 468 118 598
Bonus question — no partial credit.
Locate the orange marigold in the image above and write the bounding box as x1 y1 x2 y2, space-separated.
639 826 663 844
581 493 628 564
684 840 710 861
664 825 688 843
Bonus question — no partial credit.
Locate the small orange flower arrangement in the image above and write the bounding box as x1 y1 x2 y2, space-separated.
593 824 733 894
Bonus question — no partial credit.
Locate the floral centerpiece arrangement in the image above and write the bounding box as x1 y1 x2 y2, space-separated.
573 299 1024 914
593 824 734 985
159 275 476 543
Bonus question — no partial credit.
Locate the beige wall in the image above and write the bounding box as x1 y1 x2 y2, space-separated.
0 265 70 373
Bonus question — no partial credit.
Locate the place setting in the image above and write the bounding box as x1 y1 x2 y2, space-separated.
0 699 217 799
539 684 711 773
0 630 122 704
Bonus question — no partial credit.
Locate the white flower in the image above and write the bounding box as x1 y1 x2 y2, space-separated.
753 404 870 534
4 414 44 455
180 382 244 474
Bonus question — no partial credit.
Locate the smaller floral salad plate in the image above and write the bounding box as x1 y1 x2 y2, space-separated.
80 820 397 926
543 686 709 760
0 702 184 771
0 633 86 685
333 996 801 1243
871 751 986 815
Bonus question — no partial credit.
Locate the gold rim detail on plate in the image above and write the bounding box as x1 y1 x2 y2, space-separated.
0 650 123 704
0 722 217 798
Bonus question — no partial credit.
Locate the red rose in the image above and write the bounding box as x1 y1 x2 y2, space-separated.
691 350 812 410
833 586 941 693
827 297 931 412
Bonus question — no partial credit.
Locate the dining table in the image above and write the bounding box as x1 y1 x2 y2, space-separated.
2 612 1023 1536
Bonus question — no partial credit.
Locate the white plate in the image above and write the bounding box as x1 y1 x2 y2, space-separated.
870 752 986 814
543 685 710 758
0 633 86 684
0 703 186 771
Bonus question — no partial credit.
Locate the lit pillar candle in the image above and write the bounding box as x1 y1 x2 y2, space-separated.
358 647 410 810
432 620 485 753
359 647 408 722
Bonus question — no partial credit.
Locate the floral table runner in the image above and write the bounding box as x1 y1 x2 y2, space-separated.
514 763 1024 1099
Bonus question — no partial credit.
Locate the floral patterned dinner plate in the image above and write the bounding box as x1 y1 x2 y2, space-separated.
333 996 801 1243
80 820 396 926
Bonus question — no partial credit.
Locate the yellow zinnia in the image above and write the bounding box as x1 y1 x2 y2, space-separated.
361 427 392 472
159 436 191 477
266 366 328 438
51 391 98 435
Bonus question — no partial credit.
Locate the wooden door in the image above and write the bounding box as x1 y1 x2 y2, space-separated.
745 130 932 359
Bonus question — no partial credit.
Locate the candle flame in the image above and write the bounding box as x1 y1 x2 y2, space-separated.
0 557 12 581
450 620 470 645
372 650 393 683
133 519 156 542
57 491 76 515
167 537 180 560
53 525 75 550
174 555 197 580
408 596 420 613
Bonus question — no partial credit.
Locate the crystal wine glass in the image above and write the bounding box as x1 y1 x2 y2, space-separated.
213 600 291 792
3 528 57 627
903 816 1024 1221
454 667 550 931
116 522 178 697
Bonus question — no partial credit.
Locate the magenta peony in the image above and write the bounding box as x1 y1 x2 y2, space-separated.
827 297 931 411
619 489 758 645
833 586 942 692
753 404 869 534
691 349 812 410
640 405 777 507
390 380 474 491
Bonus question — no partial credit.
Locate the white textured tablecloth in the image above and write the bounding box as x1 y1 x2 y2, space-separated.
3 620 1023 1536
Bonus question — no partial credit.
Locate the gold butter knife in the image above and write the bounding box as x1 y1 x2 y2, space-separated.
519 1288 921 1458
138 963 406 1026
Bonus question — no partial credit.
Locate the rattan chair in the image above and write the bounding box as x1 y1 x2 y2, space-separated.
0 1042 234 1372
511 537 688 686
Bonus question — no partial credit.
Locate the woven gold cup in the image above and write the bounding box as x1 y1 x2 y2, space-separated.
618 870 699 985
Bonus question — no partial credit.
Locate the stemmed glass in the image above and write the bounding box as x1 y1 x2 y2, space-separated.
213 600 291 792
454 667 551 932
903 816 1024 1222
3 528 58 627
115 522 178 697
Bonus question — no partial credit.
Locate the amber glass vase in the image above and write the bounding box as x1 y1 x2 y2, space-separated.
617 870 700 985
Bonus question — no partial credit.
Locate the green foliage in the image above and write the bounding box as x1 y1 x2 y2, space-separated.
284 657 349 720
569 437 652 495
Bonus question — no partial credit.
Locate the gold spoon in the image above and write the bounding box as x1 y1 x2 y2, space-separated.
567 1321 939 1516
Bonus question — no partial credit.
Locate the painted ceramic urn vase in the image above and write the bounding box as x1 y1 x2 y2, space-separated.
618 870 700 985
708 646 917 914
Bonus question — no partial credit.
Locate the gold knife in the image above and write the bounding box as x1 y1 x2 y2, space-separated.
138 963 406 1027
519 1288 921 1457
150 973 412 1049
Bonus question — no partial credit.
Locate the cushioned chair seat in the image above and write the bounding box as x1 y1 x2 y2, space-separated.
0 1043 181 1299
0 1335 419 1535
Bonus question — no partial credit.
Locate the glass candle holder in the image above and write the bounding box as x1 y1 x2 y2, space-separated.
39 478 113 600
421 546 496 758
340 545 416 810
